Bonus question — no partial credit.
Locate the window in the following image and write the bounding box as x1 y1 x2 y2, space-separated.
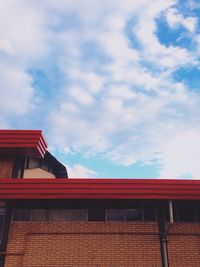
144 204 156 221
106 209 143 221
195 206 200 221
88 208 105 221
106 201 156 222
28 158 40 169
49 209 65 221
13 208 87 222
32 209 47 221
25 157 54 174
48 209 87 221
13 209 31 221
163 201 200 223
12 201 157 222
174 202 196 222
65 209 87 221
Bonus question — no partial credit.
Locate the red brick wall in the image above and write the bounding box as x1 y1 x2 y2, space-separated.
168 223 200 267
5 222 161 267
0 156 14 178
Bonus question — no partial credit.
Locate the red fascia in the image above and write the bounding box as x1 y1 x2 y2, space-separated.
0 130 48 158
1 178 200 200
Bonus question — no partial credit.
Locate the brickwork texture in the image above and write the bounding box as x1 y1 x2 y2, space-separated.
5 222 161 267
0 156 14 178
168 223 200 267
5 222 200 267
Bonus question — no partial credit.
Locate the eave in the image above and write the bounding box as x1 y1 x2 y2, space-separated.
1 178 200 200
0 130 47 158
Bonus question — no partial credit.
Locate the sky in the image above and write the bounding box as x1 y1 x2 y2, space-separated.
1 0 200 178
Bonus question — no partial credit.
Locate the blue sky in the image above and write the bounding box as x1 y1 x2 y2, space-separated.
1 0 200 178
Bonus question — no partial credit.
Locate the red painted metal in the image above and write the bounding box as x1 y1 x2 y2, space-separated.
0 130 48 158
1 178 200 200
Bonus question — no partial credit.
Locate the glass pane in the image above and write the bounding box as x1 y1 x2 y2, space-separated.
126 209 143 221
32 209 47 221
195 206 200 221
28 158 40 169
0 204 6 215
88 208 105 221
106 209 125 221
176 204 195 222
49 209 66 221
13 209 31 221
65 209 87 221
144 206 156 221
106 209 143 221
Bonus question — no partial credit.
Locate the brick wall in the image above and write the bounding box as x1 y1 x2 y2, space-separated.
5 222 161 267
168 223 200 267
0 156 14 178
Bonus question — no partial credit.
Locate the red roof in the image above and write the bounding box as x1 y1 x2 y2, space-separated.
0 130 47 158
1 178 200 200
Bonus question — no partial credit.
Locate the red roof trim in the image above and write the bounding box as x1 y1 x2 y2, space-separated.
0 130 48 158
1 178 200 200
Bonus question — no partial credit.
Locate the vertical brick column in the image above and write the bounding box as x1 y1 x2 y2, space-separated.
0 157 14 178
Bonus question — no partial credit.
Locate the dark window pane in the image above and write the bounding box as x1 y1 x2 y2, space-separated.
49 209 66 221
107 210 120 221
106 209 125 221
13 209 31 221
195 206 200 221
65 209 87 221
0 204 6 215
13 209 24 221
28 158 40 169
126 209 143 221
106 209 143 221
176 203 195 222
144 205 156 221
88 208 105 221
32 209 47 221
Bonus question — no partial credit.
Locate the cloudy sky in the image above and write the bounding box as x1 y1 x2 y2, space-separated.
1 0 200 178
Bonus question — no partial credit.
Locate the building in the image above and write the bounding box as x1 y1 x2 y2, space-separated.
1 130 200 267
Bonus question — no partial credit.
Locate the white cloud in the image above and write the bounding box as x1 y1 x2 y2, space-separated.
0 63 34 115
0 0 49 121
1 0 200 178
67 164 97 178
133 4 195 70
0 0 48 59
166 8 197 33
160 130 200 178
46 0 200 178
68 86 94 106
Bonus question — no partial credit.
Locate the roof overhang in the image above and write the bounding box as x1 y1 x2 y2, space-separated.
0 130 47 158
1 178 200 200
